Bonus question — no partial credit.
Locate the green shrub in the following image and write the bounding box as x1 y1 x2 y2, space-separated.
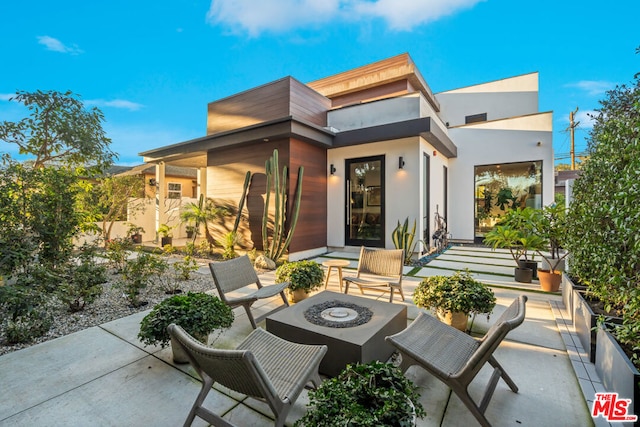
0 284 52 343
58 245 107 312
172 255 199 281
295 361 425 426
118 251 168 307
413 270 496 316
565 65 640 366
138 292 234 348
105 237 133 272
275 260 324 293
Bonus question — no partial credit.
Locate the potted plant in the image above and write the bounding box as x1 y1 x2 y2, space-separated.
185 224 196 239
126 223 145 244
483 223 546 283
158 223 173 247
138 292 234 363
294 361 426 426
275 260 324 303
532 204 569 292
413 270 496 331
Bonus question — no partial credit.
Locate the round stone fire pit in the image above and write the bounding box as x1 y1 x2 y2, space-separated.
304 300 373 328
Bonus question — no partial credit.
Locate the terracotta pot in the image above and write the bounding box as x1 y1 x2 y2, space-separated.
288 288 309 303
538 269 561 292
436 309 469 331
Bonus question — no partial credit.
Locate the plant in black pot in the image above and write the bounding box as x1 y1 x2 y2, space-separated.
126 223 145 244
483 223 546 284
413 270 496 331
275 260 324 303
138 292 234 363
295 361 426 427
158 223 173 247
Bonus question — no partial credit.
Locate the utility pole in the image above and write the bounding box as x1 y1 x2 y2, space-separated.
569 107 579 170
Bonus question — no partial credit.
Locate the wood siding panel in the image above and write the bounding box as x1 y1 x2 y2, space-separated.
206 137 327 255
207 141 290 251
289 79 331 127
207 78 330 136
288 138 327 252
207 79 291 135
329 80 412 108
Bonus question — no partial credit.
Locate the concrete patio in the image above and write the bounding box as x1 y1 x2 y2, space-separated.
0 247 603 426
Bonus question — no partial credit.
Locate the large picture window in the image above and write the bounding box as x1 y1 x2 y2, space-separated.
474 161 542 240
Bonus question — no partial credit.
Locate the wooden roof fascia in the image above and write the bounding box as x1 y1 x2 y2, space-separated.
308 53 440 112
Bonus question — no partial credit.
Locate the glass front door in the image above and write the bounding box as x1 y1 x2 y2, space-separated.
345 156 385 247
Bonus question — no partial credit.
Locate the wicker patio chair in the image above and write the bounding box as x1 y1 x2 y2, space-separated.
343 247 405 302
386 295 528 427
168 324 327 427
209 255 289 329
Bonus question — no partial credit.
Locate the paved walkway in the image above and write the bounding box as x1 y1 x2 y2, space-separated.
0 247 600 426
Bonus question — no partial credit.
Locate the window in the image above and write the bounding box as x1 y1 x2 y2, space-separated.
168 182 182 199
465 113 487 124
474 161 542 240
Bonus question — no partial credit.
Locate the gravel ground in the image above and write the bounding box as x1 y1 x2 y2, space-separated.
0 263 216 357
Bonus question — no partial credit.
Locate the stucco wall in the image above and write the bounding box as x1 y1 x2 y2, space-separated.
327 136 452 253
447 126 554 242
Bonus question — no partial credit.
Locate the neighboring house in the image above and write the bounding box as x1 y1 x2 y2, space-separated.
140 53 554 260
116 164 197 199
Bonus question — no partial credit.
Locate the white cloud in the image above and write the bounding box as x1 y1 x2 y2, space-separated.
207 0 484 35
574 109 597 129
37 35 84 55
353 0 484 30
86 99 144 111
0 94 13 101
566 80 616 96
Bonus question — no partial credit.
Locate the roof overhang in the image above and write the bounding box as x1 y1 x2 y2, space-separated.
140 116 335 165
333 117 457 158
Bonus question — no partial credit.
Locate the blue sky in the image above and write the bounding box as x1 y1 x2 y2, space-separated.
1 0 638 166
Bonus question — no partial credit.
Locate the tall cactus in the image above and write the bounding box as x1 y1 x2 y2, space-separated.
232 171 252 235
262 149 304 262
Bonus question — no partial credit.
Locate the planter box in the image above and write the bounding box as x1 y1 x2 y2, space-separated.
595 325 640 427
562 273 586 323
573 289 597 363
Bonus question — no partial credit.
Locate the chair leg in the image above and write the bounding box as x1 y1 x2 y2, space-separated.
279 290 290 307
344 280 350 294
451 386 493 427
243 305 258 329
184 376 214 427
488 355 518 392
397 285 405 301
388 287 394 303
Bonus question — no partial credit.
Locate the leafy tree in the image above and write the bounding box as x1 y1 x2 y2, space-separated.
88 174 146 245
0 90 116 172
566 55 640 365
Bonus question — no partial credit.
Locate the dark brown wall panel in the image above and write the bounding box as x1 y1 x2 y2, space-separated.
207 79 291 135
289 79 331 127
206 137 326 255
288 138 327 252
207 77 331 136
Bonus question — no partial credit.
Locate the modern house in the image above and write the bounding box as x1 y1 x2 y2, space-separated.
140 53 553 260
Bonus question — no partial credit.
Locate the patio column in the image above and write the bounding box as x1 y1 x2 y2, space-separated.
155 162 167 241
197 167 207 199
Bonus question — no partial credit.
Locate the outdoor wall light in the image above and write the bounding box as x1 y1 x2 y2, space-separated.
330 164 336 175
149 178 157 186
399 156 405 169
